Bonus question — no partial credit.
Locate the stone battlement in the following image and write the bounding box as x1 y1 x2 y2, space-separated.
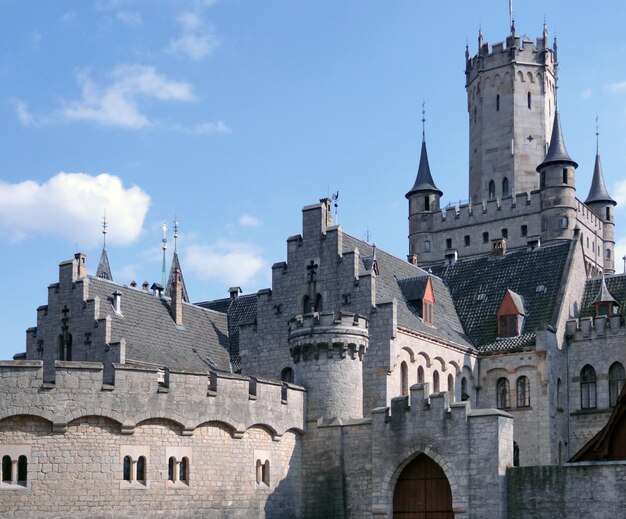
566 315 626 340
0 360 305 438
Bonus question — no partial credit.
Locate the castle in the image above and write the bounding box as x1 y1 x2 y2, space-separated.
2 21 626 519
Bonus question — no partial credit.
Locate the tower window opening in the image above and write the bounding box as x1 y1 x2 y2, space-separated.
448 374 454 402
496 378 511 409
400 361 408 396
606 249 611 260
561 217 568 229
433 371 440 393
580 365 597 409
516 376 530 407
424 240 431 253
496 94 500 111
461 377 469 401
527 92 532 109
446 238 452 249
513 442 520 467
2 456 10 482
606 207 611 221
464 235 470 247
562 168 568 184
502 228 508 240
281 367 294 384
488 180 496 199
424 196 430 211
540 172 546 189
502 177 510 197
609 362 625 407
123 456 132 481
417 366 424 384
521 225 527 237
136 456 146 482
483 232 489 244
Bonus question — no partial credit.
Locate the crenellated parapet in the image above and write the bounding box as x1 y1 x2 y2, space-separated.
566 315 625 341
289 311 369 422
0 360 305 439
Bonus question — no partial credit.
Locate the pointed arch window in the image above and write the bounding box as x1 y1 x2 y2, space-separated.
123 456 132 481
281 367 294 384
302 295 312 314
502 177 510 197
516 376 530 407
2 456 10 482
496 378 510 409
609 362 625 407
136 456 146 482
488 180 496 199
400 361 408 396
580 365 597 409
433 370 440 393
417 366 424 384
314 293 323 312
461 377 469 401
447 374 454 402
179 457 189 483
168 457 176 481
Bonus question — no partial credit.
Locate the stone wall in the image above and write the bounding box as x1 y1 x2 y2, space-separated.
507 462 626 519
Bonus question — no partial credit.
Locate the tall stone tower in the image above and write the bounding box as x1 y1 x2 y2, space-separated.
466 25 557 203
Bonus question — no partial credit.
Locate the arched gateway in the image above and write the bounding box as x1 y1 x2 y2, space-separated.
392 453 454 518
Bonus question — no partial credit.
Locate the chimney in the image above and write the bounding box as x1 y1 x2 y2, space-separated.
320 197 333 227
151 283 164 298
171 269 183 326
444 249 458 265
112 290 122 314
527 235 541 251
228 286 242 300
130 280 137 288
142 281 149 293
74 253 87 279
407 254 418 266
491 238 507 256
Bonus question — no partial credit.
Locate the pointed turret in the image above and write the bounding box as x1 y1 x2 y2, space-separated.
537 112 578 171
96 248 113 281
405 139 443 199
585 154 615 206
593 275 619 317
166 252 190 303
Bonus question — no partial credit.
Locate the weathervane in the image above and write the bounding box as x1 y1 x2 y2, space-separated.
595 115 600 154
421 101 426 142
173 216 179 253
161 222 168 288
101 210 108 249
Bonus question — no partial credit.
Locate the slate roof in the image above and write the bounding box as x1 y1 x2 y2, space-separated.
87 276 231 372
197 293 258 372
430 242 572 353
342 234 472 349
579 274 626 319
405 139 443 198
537 111 578 171
585 154 616 205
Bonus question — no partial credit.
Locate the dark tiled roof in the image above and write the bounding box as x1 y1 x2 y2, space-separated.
398 276 428 301
406 139 443 198
197 294 258 371
88 277 231 372
430 242 572 353
585 154 616 205
537 111 578 171
342 234 472 349
580 274 626 319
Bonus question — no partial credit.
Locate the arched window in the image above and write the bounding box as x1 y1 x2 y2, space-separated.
580 365 597 409
448 374 454 402
424 195 430 211
513 442 520 467
17 456 27 484
609 362 625 407
2 455 11 482
424 240 431 253
179 457 189 483
496 378 510 408
136 456 146 482
417 366 424 384
516 376 530 407
168 457 176 481
256 459 263 484
488 180 496 199
263 460 270 486
281 367 294 384
256 459 270 486
461 377 469 401
314 293 323 312
302 295 312 314
496 94 500 111
433 371 440 393
527 92 532 109
502 177 510 197
400 362 408 396
123 455 132 481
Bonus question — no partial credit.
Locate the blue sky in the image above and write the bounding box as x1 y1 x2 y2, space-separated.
2 0 626 360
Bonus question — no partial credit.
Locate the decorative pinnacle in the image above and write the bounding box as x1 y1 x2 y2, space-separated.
595 115 600 154
173 216 179 252
161 222 168 251
101 210 108 249
421 101 426 142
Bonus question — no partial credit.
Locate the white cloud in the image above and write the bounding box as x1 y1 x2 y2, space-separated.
185 241 265 286
13 100 37 127
116 11 143 27
168 12 220 60
61 64 195 128
61 11 76 23
194 120 230 134
0 172 150 246
581 88 592 100
605 81 626 93
239 214 261 227
613 179 626 209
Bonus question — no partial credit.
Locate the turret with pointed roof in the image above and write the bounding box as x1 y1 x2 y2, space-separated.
537 111 578 171
586 153 615 206
405 139 443 199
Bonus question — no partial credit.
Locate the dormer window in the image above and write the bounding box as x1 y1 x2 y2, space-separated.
593 278 618 317
399 275 435 326
497 289 525 337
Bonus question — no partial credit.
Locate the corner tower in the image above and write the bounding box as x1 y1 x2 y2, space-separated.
466 24 557 203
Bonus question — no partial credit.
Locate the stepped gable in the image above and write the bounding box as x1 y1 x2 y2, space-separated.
342 234 472 348
88 277 231 372
430 242 571 352
197 293 258 371
579 274 626 319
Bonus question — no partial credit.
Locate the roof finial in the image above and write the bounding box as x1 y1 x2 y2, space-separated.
595 115 600 155
161 222 168 288
478 24 483 52
421 101 426 143
543 17 548 44
101 210 108 249
509 0 515 35
173 216 179 253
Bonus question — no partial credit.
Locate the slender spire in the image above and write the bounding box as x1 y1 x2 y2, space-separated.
585 118 616 206
593 274 617 305
478 26 483 52
537 111 578 171
406 103 443 199
165 217 190 303
95 211 113 281
161 222 168 288
543 19 548 45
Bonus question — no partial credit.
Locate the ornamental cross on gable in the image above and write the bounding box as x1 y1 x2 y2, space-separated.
306 260 318 283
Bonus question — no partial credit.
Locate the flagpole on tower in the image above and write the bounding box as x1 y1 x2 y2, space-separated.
509 0 514 35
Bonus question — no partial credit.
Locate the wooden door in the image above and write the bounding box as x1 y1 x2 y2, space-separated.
393 453 454 518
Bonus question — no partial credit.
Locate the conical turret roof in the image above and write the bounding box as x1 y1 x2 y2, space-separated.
593 275 617 305
405 139 443 199
165 251 190 303
585 154 616 206
537 112 578 171
95 248 113 281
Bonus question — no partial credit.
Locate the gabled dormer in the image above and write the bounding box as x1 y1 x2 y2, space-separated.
497 289 525 337
400 275 435 326
593 276 619 317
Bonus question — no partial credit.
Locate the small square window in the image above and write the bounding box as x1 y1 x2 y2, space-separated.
424 240 431 253
521 225 527 237
464 235 470 247
446 238 452 249
561 216 568 229
482 232 489 244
